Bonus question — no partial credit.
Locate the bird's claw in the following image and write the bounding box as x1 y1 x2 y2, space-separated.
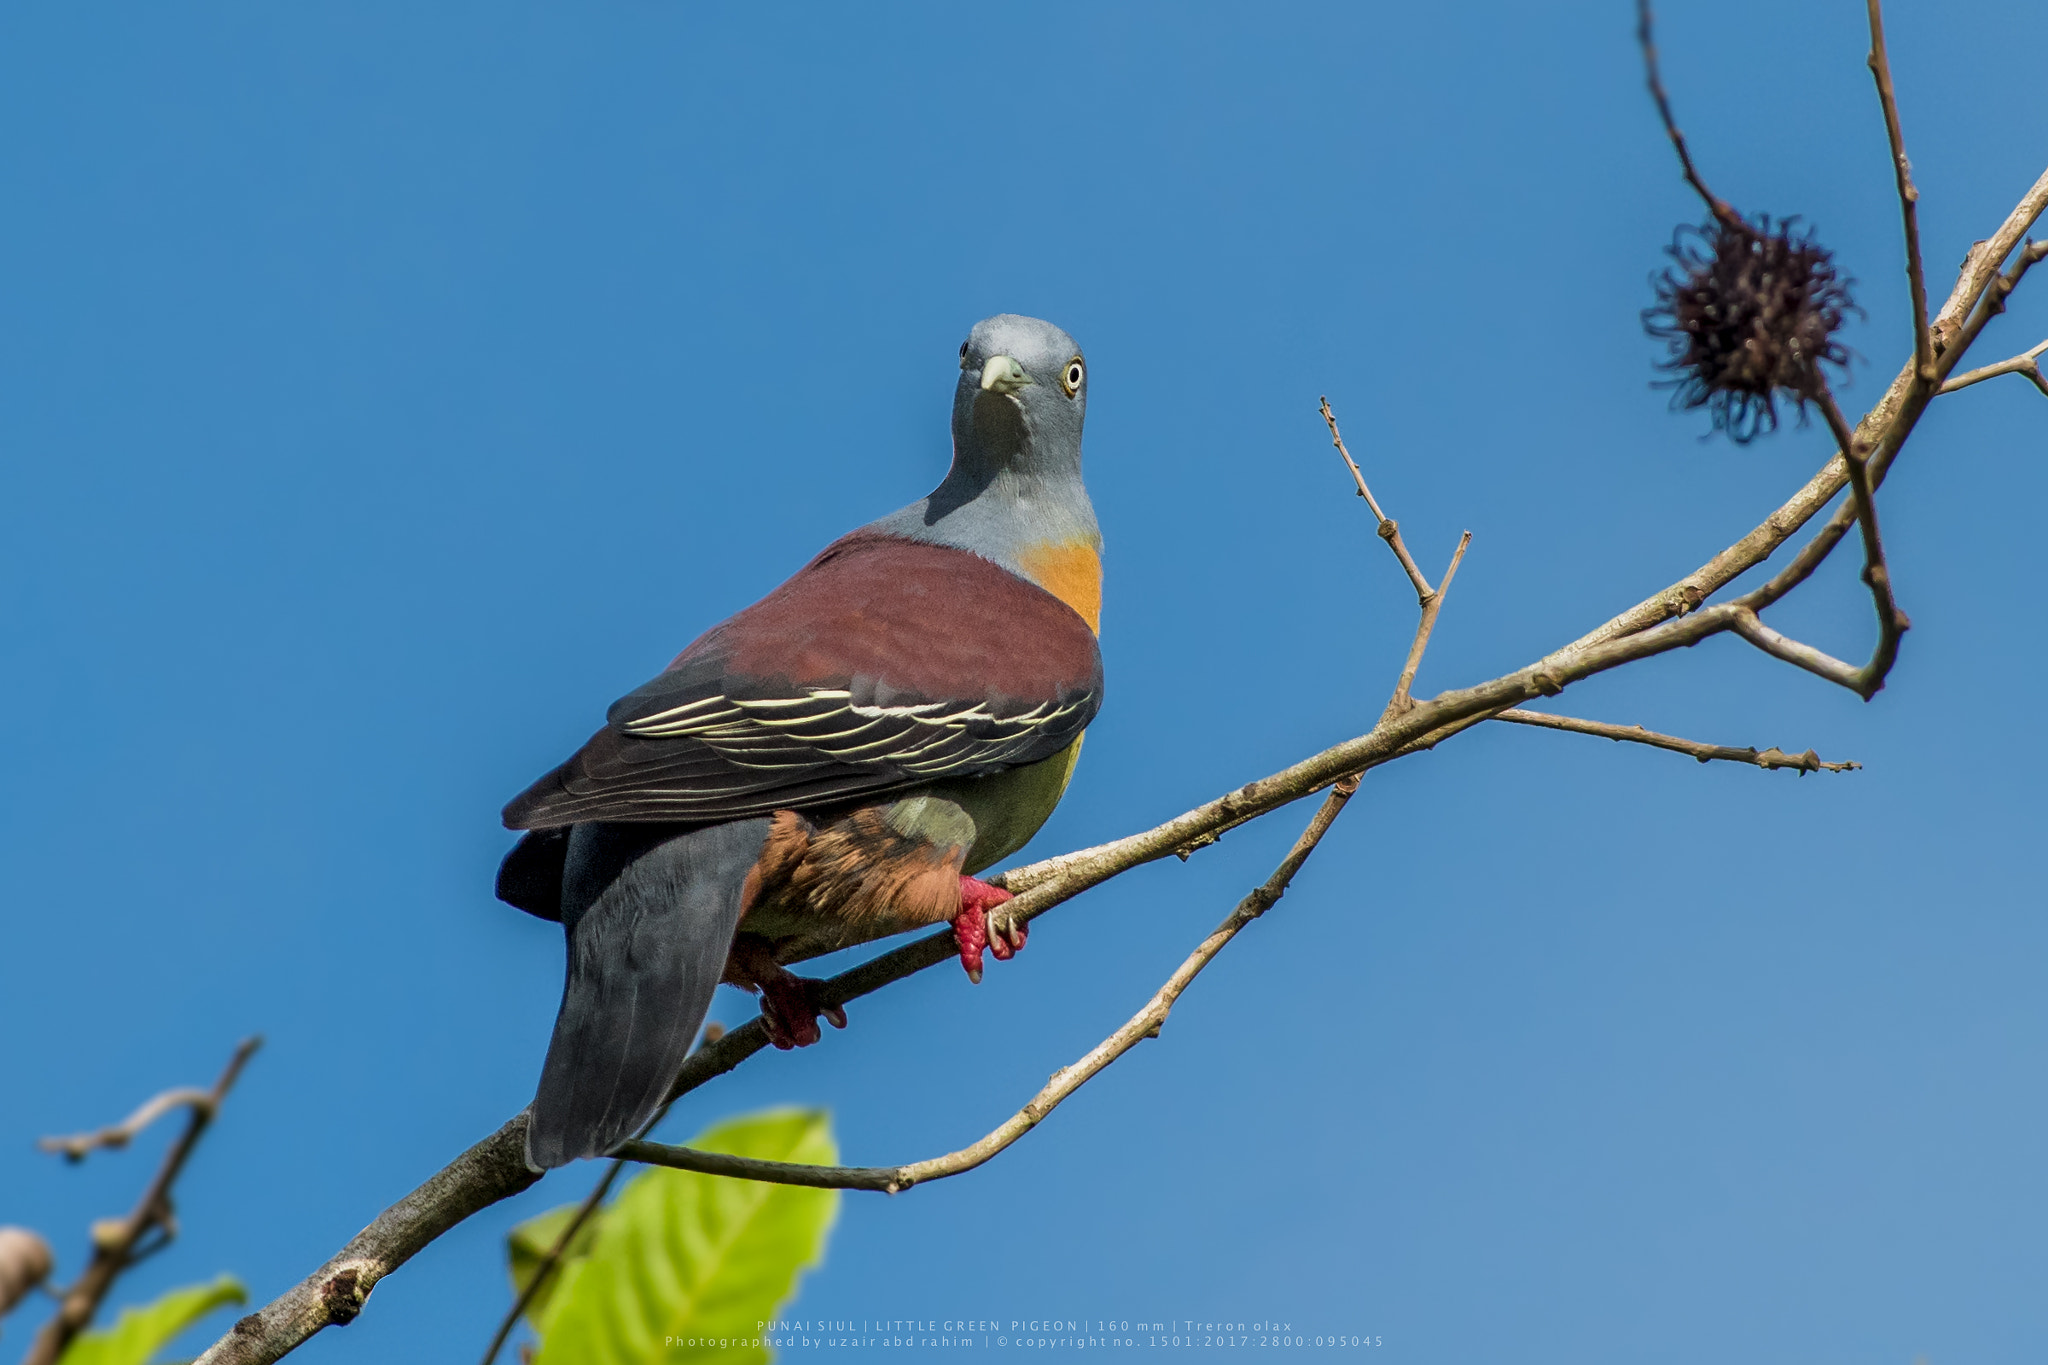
953 876 1025 984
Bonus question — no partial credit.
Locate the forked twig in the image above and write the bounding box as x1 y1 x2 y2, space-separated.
1385 532 1471 719
26 1038 262 1365
1814 388 1910 698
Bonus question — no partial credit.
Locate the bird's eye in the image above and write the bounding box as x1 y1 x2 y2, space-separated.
959 340 970 366
1061 358 1085 396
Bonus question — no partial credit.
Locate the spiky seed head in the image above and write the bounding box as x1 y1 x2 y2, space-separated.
1644 215 1857 442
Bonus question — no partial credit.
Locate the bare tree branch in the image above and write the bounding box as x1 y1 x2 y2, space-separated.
1940 339 2048 397
194 120 2048 1365
1492 709 1859 773
200 1116 541 1365
1864 0 1936 386
26 1038 261 1365
621 780 1360 1193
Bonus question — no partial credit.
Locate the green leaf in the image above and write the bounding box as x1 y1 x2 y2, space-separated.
58 1274 247 1365
507 1194 607 1330
529 1108 840 1365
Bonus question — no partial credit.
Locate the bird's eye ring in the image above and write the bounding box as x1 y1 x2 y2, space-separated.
1060 357 1084 396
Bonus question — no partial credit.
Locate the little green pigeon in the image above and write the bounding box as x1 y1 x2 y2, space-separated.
498 314 1104 1170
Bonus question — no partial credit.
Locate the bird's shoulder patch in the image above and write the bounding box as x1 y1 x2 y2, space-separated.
1015 538 1102 634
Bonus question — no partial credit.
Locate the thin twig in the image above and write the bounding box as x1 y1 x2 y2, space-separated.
1384 532 1472 718
193 165 2048 1365
477 1160 622 1365
1636 0 1744 231
1939 339 2048 396
477 1019 726 1365
1865 0 1937 386
1728 607 1865 691
1814 388 1910 698
25 1038 262 1365
1493 709 1859 773
622 783 1359 1193
1320 396 1435 602
38 1089 218 1162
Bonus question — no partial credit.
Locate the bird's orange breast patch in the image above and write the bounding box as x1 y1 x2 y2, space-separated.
1017 540 1102 634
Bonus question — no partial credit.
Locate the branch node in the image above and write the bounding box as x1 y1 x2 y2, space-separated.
318 1267 369 1328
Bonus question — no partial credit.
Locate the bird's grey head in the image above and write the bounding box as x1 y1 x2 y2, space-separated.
951 314 1087 484
867 312 1099 557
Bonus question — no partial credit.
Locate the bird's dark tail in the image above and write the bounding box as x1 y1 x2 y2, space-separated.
525 818 769 1171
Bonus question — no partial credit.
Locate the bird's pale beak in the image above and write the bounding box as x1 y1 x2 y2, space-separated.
979 355 1033 395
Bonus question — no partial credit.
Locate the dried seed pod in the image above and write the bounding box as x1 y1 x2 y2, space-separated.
0 1226 54 1319
1644 215 1857 441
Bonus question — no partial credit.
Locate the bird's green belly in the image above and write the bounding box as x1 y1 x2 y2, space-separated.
882 736 1084 874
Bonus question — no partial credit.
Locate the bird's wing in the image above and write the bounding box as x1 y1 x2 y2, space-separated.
502 532 1103 829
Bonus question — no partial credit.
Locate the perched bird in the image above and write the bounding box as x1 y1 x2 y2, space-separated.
499 314 1104 1170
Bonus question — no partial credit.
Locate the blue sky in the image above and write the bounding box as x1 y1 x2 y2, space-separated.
3 2 2045 1361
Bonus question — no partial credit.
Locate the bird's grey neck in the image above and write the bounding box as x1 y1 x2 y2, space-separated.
866 455 1099 577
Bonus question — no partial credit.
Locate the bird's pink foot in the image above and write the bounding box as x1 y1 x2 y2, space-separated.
757 970 847 1050
726 934 847 1050
952 875 1026 984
